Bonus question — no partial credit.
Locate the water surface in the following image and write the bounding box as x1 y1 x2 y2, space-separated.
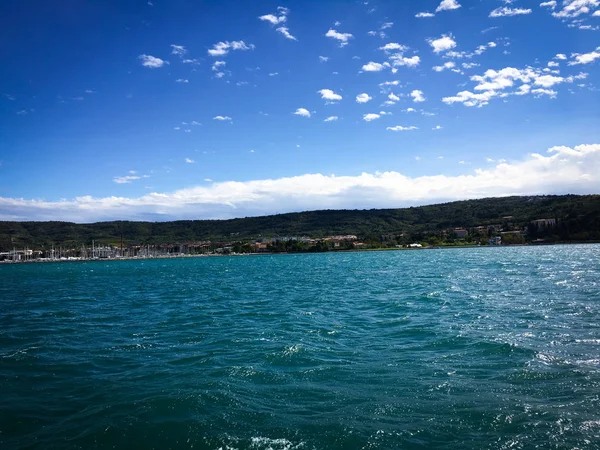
1 245 600 449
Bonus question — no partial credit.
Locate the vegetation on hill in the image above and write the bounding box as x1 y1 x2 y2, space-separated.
1 195 599 250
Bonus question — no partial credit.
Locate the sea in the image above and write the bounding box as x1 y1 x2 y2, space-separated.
1 245 599 449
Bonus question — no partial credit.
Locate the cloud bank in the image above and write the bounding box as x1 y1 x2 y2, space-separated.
1 144 598 222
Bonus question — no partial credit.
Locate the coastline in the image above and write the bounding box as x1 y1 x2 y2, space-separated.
2 241 599 265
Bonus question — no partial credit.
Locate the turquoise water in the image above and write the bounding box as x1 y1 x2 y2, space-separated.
1 246 600 449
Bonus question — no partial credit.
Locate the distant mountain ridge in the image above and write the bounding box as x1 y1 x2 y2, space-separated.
1 195 599 250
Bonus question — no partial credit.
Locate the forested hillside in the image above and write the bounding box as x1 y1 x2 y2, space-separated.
1 195 599 249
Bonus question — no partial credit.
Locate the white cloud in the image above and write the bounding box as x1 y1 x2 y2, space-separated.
443 90 499 107
318 89 342 101
443 65 587 107
294 108 311 118
319 56 329 62
568 46 600 65
540 1 557 9
5 144 600 222
379 43 408 52
259 14 286 25
436 0 461 12
555 53 567 60
416 12 436 17
138 54 167 68
490 7 532 17
433 125 443 130
356 93 373 103
361 61 389 72
388 93 400 101
363 113 381 121
551 0 599 18
324 116 339 122
208 41 255 57
388 54 421 68
427 34 457 53
183 59 199 65
276 27 297 40
185 158 195 163
386 125 418 131
269 72 278 76
325 29 354 46
213 115 232 121
403 108 416 113
212 61 226 71
170 44 187 56
445 41 498 59
433 61 456 72
175 78 189 83
547 61 560 67
381 22 394 29
113 174 149 184
462 62 480 69
411 90 426 102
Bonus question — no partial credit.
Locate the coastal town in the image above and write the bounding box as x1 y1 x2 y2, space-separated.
0 217 560 263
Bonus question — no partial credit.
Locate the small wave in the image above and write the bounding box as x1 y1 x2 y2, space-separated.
249 437 304 450
282 344 302 357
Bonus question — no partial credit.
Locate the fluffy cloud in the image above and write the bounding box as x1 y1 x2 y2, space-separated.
325 29 354 46
550 0 599 18
568 46 600 65
388 54 420 68
170 44 187 56
185 158 195 164
319 56 329 62
318 89 342 101
208 41 255 56
294 108 311 117
379 42 408 52
276 27 297 40
259 6 288 25
443 65 587 107
416 12 435 18
411 90 426 102
324 116 338 122
356 93 372 103
8 144 598 222
138 54 167 68
489 7 533 17
363 113 381 121
427 34 457 53
213 115 232 121
540 0 557 8
433 61 457 72
361 61 389 72
436 0 461 12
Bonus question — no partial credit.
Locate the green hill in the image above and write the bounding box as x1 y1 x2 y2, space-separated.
1 195 599 250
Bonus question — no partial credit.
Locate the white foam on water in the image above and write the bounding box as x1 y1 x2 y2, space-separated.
249 436 304 450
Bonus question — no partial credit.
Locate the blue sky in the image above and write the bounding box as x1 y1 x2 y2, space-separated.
1 0 599 222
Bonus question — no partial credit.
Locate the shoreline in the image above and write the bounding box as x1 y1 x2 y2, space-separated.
1 241 599 265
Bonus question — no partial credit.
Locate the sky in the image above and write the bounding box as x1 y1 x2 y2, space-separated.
1 0 599 222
